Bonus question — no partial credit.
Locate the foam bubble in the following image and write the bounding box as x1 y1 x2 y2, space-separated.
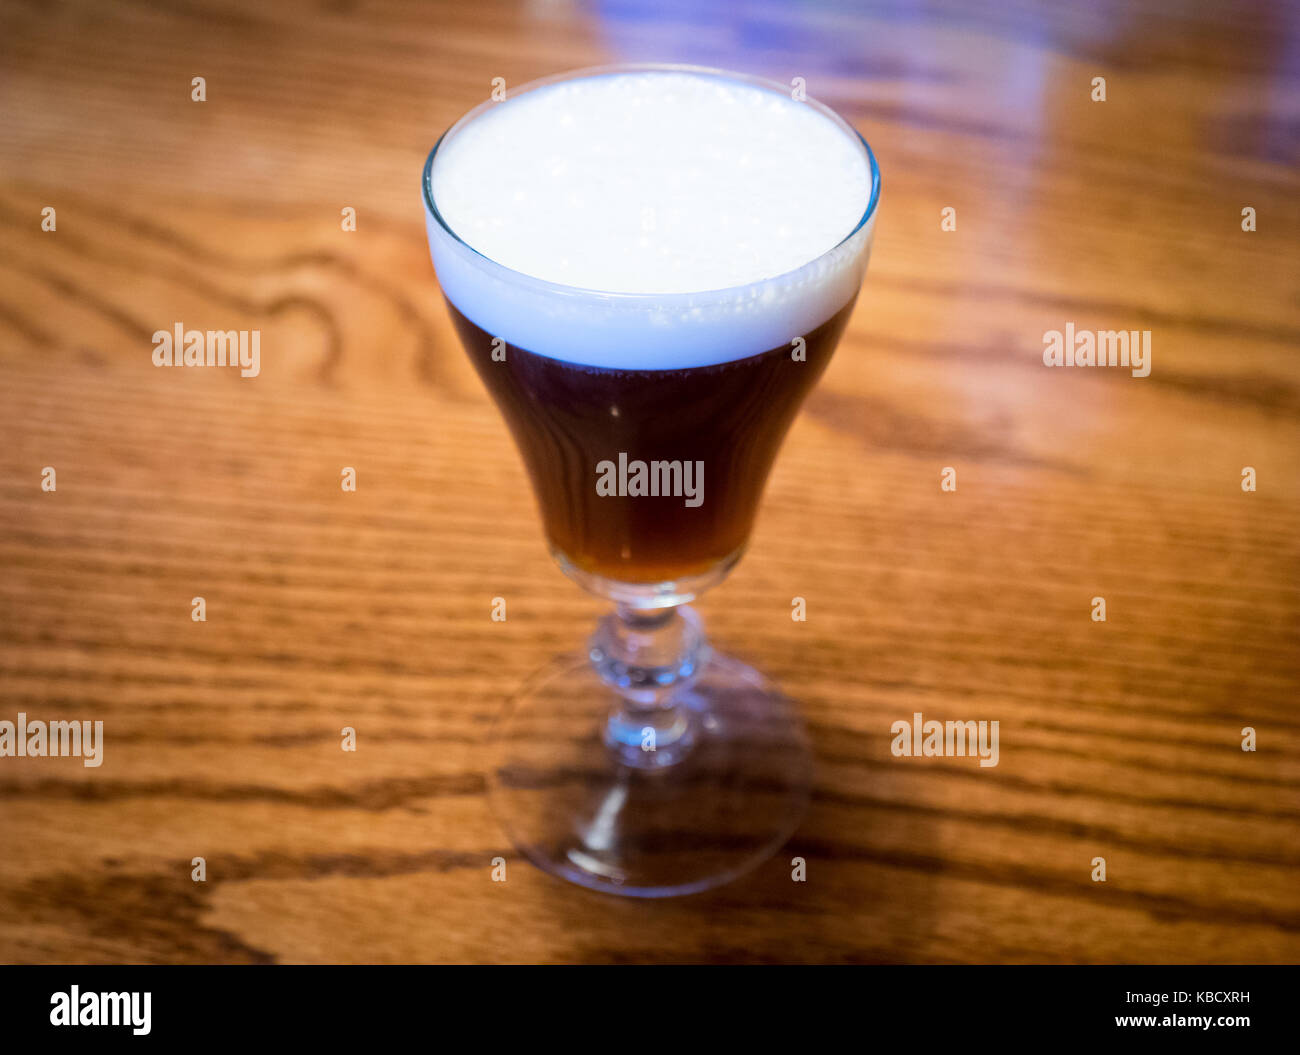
425 68 878 368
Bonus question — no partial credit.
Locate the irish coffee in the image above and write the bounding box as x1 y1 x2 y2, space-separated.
422 65 880 898
426 67 877 589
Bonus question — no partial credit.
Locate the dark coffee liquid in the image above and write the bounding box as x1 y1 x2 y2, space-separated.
447 299 855 583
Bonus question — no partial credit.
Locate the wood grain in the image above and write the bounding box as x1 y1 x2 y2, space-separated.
0 0 1297 963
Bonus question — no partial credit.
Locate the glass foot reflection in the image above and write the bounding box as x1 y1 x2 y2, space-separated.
487 648 812 898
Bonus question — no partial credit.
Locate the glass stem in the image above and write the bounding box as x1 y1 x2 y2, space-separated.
589 604 708 768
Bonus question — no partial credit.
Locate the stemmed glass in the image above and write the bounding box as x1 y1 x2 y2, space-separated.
423 64 880 896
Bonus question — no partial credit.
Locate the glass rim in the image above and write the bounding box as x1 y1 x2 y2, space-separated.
421 62 882 303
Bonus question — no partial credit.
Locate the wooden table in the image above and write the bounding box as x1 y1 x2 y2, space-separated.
1 0 1296 964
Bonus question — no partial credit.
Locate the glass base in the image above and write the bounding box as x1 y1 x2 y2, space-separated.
487 649 812 897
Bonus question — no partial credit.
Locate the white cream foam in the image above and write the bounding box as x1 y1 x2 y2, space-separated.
425 68 878 368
